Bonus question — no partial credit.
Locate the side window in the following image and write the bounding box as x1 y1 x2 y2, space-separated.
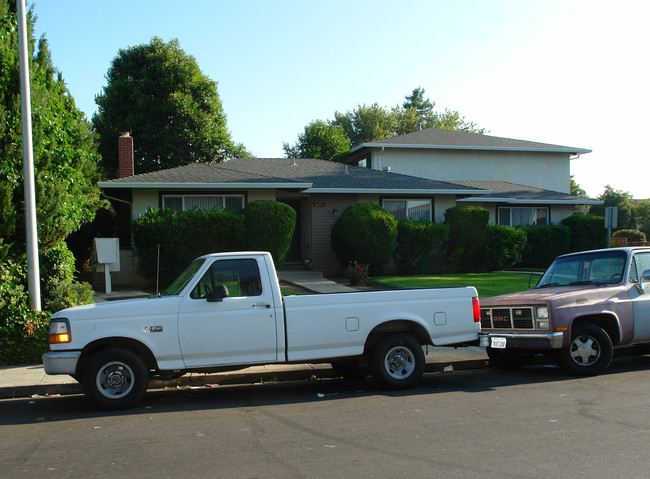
190 259 262 299
630 252 650 284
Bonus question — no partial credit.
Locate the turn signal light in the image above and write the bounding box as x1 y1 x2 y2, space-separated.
48 319 71 343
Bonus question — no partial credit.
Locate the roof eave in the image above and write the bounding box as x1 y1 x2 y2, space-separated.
349 143 592 155
98 182 313 190
304 188 490 195
458 197 603 205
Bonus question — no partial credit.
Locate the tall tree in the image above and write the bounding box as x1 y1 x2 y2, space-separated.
634 199 650 236
0 1 102 252
590 185 636 231
403 86 434 121
282 120 349 160
93 37 248 176
570 176 587 197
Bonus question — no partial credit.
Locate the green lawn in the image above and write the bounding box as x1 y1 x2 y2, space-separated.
371 272 542 298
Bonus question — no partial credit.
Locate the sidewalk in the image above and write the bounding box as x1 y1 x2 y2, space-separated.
0 270 488 400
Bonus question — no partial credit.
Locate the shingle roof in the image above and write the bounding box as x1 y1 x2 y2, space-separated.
98 157 485 194
456 181 602 205
347 127 591 155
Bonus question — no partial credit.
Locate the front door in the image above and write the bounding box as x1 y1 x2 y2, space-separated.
629 251 650 342
177 258 279 367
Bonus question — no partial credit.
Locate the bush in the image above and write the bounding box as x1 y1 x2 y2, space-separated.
483 225 527 272
393 220 450 274
132 208 245 287
243 200 296 267
0 256 50 365
444 205 489 272
561 214 606 252
331 202 397 274
519 225 571 269
612 229 647 244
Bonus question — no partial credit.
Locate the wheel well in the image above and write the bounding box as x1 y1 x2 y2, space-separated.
76 338 157 377
364 320 430 353
572 314 621 345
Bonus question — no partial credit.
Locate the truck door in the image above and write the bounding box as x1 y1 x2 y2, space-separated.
628 251 650 342
177 258 279 367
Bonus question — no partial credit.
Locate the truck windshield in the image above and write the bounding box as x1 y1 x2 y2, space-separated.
161 258 206 296
536 250 627 288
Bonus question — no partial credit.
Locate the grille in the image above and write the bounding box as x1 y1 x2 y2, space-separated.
481 307 535 330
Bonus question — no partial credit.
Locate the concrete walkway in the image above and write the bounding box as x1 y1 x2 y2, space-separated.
0 270 488 400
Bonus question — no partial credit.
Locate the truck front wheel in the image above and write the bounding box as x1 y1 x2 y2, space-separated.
556 324 613 376
81 348 149 409
370 334 425 389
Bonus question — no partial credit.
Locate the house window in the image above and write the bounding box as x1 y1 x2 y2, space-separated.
498 207 549 226
383 199 432 222
162 195 244 213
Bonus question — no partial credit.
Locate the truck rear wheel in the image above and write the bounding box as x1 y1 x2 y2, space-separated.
81 348 149 409
556 323 613 376
370 334 424 389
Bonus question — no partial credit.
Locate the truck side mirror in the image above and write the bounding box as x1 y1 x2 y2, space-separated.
207 284 229 302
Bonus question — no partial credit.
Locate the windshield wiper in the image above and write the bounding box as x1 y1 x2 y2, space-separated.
537 282 560 288
569 281 594 286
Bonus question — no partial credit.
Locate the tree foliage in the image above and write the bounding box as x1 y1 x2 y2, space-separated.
93 37 248 176
634 199 650 237
590 185 636 231
0 1 103 253
285 87 485 157
282 120 349 160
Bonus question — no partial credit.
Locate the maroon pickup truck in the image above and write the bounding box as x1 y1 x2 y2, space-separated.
479 247 650 375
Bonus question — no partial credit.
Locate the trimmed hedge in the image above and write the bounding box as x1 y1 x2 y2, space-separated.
393 220 450 274
560 214 606 252
483 225 527 272
444 205 489 272
331 202 397 274
243 200 296 267
132 208 245 287
518 225 570 269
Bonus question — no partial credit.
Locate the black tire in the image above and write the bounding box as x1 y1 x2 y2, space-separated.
486 347 532 369
556 323 613 376
330 359 370 379
370 334 425 389
81 348 149 409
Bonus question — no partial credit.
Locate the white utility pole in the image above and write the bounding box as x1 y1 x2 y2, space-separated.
17 0 41 310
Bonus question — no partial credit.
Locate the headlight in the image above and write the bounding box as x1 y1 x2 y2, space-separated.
48 319 71 343
536 307 549 319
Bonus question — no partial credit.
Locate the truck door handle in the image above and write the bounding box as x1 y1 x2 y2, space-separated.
252 302 271 309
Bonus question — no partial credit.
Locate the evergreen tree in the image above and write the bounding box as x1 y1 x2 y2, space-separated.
0 1 103 253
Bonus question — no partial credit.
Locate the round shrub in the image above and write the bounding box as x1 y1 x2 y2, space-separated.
612 229 647 244
331 202 397 274
243 200 296 267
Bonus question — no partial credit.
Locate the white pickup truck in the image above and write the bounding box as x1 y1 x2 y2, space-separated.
43 252 480 409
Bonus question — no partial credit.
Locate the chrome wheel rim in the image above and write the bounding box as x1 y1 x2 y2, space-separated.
96 361 135 399
384 346 415 380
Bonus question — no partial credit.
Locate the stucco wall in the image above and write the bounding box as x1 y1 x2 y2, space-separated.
370 148 571 193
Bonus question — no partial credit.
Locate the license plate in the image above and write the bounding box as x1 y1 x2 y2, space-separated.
491 337 507 349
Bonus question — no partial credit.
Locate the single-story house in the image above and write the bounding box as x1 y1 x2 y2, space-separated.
98 129 601 285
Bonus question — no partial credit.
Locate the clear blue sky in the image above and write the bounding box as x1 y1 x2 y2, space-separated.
31 0 649 198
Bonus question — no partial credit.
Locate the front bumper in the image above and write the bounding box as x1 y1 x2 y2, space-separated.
42 351 81 375
479 331 564 350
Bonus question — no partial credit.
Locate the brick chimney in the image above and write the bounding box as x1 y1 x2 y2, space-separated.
118 131 134 178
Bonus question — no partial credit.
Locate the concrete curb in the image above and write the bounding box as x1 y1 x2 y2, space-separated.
0 358 489 400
